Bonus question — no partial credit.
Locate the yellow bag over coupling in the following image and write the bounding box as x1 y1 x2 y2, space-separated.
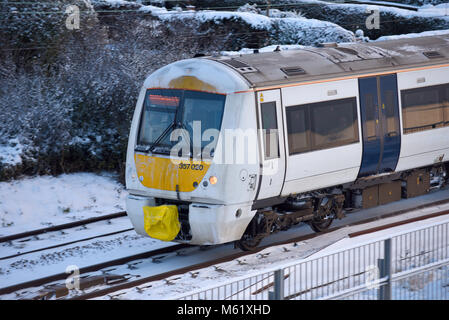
143 205 181 241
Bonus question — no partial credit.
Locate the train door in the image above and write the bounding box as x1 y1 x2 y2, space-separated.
255 90 286 200
358 74 401 178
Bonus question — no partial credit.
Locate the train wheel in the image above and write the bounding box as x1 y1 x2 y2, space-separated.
309 216 333 233
235 236 262 251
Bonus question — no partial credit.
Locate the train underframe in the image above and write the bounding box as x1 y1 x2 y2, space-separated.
235 162 449 251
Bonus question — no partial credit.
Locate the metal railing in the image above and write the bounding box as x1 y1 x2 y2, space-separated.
177 219 449 300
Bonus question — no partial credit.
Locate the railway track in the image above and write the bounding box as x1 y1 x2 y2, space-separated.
72 204 449 300
0 211 127 243
0 212 135 261
2 189 449 300
0 243 189 299
5 195 449 300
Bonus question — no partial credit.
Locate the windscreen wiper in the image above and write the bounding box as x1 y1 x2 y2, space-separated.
148 121 176 153
149 121 186 152
135 122 174 153
152 121 192 157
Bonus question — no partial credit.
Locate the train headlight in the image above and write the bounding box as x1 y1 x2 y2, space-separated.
209 176 218 185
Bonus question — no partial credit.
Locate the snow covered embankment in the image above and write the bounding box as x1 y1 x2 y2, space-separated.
0 173 127 236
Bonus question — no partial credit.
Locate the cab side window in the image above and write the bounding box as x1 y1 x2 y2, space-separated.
286 105 309 154
261 102 280 159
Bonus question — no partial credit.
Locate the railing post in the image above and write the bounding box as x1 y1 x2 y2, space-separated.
378 239 392 300
384 238 392 299
269 269 284 300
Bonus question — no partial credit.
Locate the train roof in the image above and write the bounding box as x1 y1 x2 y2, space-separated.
207 34 449 89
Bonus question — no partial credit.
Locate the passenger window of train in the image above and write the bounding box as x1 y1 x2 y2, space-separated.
286 106 309 155
261 102 279 159
309 98 359 150
401 86 444 134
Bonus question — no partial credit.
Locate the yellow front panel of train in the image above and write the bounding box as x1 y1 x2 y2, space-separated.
134 154 211 192
143 205 180 241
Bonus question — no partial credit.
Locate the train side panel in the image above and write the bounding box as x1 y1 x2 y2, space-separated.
281 78 363 196
396 66 449 172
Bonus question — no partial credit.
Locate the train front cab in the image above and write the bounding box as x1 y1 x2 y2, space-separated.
125 58 262 245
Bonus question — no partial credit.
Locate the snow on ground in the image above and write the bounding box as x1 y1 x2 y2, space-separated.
310 213 449 259
0 215 135 260
95 193 449 300
286 0 449 19
0 175 448 299
0 139 23 167
375 28 449 41
418 3 449 16
0 173 176 291
0 173 127 236
0 230 172 289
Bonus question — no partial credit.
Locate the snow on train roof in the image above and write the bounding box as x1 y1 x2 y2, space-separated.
207 34 449 89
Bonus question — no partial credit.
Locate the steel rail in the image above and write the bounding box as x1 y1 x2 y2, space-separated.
0 228 134 261
0 211 127 243
0 243 189 296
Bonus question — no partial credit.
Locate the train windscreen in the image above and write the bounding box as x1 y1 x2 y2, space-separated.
136 89 226 158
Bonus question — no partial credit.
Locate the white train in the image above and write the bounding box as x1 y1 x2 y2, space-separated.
126 34 449 250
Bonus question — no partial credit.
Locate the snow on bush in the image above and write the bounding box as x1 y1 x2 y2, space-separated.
139 4 355 45
0 139 23 167
237 3 260 14
271 17 354 45
396 0 449 6
272 0 449 39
